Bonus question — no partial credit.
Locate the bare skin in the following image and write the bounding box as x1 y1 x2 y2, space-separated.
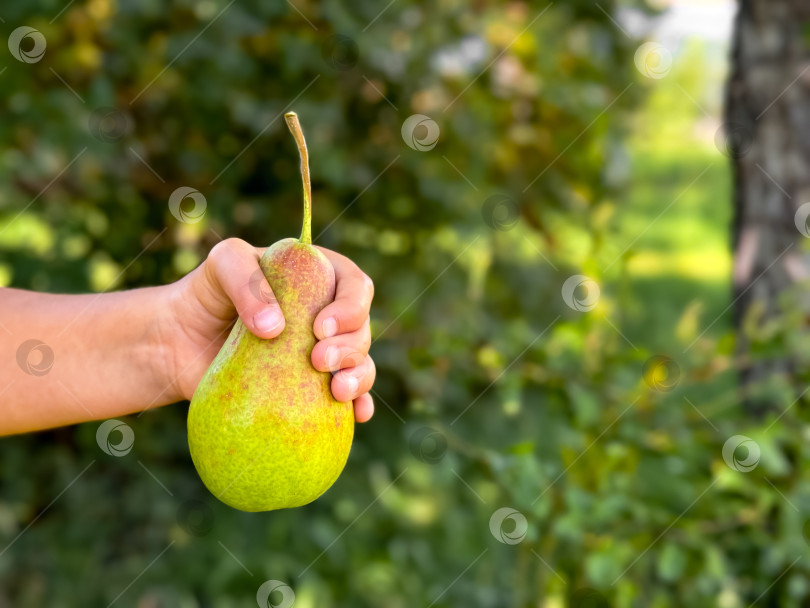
0 238 375 435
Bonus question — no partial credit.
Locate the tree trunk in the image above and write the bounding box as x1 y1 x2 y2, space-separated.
727 0 810 410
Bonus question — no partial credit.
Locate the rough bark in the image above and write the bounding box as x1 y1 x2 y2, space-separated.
727 0 810 409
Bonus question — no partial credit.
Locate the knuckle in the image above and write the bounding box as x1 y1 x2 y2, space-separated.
209 238 245 264
365 356 377 384
346 350 366 368
211 237 238 254
359 328 371 353
335 347 363 370
362 273 375 300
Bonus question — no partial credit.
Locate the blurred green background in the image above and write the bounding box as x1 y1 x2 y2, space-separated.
2 0 807 606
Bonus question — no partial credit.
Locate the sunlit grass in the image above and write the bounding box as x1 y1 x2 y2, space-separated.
610 40 732 353
627 249 731 281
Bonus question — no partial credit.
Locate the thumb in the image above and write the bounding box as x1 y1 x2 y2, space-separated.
204 238 286 339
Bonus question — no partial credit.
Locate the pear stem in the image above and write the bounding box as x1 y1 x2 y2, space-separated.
284 112 312 245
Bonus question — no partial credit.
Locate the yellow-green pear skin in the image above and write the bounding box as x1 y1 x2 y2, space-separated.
187 112 354 512
187 239 354 512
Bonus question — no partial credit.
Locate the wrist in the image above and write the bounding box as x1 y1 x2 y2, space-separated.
147 281 188 405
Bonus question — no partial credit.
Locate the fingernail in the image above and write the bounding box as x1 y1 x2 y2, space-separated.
322 317 338 338
325 346 341 371
345 374 359 395
254 307 284 335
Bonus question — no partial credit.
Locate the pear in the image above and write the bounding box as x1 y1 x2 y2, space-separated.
187 112 354 512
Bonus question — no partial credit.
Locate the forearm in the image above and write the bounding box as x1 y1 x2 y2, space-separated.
0 238 378 435
1 286 175 435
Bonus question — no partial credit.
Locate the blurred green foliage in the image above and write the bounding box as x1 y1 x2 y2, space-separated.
3 1 810 607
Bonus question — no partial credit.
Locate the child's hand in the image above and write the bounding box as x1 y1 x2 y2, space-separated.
162 238 375 422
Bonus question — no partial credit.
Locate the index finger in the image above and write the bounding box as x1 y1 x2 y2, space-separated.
314 247 374 339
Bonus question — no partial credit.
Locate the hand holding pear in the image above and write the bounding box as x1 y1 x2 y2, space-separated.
187 113 354 512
